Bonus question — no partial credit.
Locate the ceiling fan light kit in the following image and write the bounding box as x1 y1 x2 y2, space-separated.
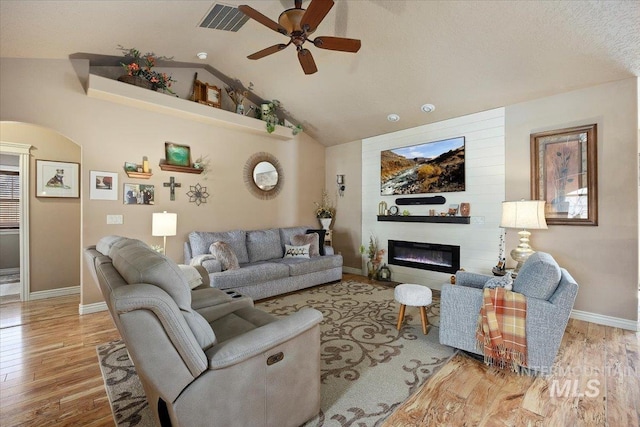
239 0 361 75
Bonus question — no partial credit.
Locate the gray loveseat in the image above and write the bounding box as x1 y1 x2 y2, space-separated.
184 226 343 300
85 236 323 427
439 252 578 373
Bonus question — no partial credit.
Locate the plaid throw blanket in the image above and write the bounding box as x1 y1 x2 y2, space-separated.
476 287 527 371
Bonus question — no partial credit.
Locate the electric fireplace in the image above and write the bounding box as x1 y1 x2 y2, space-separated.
388 240 460 274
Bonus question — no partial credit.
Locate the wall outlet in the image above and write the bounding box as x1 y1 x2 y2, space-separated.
107 214 123 225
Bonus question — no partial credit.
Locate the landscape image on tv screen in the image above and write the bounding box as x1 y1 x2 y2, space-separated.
380 136 465 195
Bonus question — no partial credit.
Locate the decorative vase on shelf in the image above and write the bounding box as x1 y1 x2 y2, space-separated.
117 75 156 91
319 217 332 230
236 104 245 115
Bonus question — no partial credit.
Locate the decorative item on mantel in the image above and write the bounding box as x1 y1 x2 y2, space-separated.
117 46 176 94
225 81 254 115
314 190 335 229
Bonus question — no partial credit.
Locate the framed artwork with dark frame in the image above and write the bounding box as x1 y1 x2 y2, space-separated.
165 142 191 167
36 160 80 198
530 124 598 226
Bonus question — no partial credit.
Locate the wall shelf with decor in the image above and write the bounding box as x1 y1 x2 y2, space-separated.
86 74 293 140
158 161 204 174
125 171 152 179
377 215 471 224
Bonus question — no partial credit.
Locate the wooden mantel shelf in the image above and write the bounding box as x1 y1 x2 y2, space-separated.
86 74 293 140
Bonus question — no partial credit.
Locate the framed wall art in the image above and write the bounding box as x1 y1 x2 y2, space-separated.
123 183 155 205
165 142 191 167
530 124 598 225
380 136 465 195
36 160 80 198
90 170 118 200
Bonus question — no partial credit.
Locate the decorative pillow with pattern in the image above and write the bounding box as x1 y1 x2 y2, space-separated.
283 244 310 258
209 241 240 271
484 274 513 291
291 233 320 257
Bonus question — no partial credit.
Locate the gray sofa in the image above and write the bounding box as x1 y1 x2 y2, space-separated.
85 236 323 427
184 226 343 300
439 252 578 373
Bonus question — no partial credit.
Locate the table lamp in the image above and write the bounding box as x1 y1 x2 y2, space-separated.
152 211 177 255
500 200 547 276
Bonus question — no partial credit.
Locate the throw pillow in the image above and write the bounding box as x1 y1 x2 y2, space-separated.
484 274 514 291
306 229 326 255
283 244 310 258
291 233 320 257
209 241 240 271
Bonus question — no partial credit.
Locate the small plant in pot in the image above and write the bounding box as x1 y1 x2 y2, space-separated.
314 190 335 229
260 100 303 136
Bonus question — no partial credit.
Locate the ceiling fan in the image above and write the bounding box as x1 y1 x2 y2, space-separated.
238 0 361 75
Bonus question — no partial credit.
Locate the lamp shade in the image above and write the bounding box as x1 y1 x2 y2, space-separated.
152 211 177 237
500 200 547 230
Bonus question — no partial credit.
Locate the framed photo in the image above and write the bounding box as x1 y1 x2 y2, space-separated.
123 183 155 205
90 170 118 200
124 162 139 172
36 160 80 198
380 136 465 195
531 124 598 225
192 79 221 108
165 142 191 167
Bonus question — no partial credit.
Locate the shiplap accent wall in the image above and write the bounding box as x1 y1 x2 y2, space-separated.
362 108 506 290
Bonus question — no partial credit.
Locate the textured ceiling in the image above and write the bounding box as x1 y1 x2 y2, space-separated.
1 0 639 146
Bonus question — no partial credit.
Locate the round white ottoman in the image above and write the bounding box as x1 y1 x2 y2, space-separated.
394 284 433 335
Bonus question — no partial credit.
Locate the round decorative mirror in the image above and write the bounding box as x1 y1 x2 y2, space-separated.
243 152 284 200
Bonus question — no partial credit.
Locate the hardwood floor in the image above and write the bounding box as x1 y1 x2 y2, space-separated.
1 276 638 426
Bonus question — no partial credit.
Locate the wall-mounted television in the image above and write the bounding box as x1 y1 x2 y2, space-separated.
380 136 465 195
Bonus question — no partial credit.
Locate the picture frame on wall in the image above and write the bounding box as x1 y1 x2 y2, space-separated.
90 170 118 200
36 160 80 198
165 142 191 167
530 124 598 226
123 183 155 205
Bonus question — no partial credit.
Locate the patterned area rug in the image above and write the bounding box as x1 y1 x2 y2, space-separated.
96 280 454 427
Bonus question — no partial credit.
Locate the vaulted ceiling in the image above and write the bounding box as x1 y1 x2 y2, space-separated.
1 1 639 146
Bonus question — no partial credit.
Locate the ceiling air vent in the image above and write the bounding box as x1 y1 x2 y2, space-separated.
199 3 250 32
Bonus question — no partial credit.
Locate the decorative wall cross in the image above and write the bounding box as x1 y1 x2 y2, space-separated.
163 176 181 201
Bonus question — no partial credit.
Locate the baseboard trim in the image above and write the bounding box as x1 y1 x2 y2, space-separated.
342 266 363 275
79 301 108 315
571 309 639 331
0 282 21 296
29 286 80 301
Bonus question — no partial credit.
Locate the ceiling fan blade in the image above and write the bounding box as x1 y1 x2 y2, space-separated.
298 48 318 75
238 5 288 35
247 44 289 60
313 36 361 52
300 0 334 33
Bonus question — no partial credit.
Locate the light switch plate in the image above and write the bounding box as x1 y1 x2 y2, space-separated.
107 214 123 225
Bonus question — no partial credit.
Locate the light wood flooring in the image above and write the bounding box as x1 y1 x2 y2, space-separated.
1 274 638 426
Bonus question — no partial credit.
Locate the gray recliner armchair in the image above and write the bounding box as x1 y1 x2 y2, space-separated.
85 236 323 427
439 252 578 373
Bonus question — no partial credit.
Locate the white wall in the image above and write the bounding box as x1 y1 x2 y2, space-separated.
362 108 505 289
505 77 638 324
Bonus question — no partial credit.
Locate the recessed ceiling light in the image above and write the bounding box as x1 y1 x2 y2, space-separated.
197 52 208 60
387 114 400 122
421 103 435 113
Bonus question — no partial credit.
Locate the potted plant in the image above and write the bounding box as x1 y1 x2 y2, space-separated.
260 99 303 136
359 235 386 280
117 46 176 94
314 190 335 229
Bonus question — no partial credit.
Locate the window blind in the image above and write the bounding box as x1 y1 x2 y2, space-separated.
0 171 20 229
